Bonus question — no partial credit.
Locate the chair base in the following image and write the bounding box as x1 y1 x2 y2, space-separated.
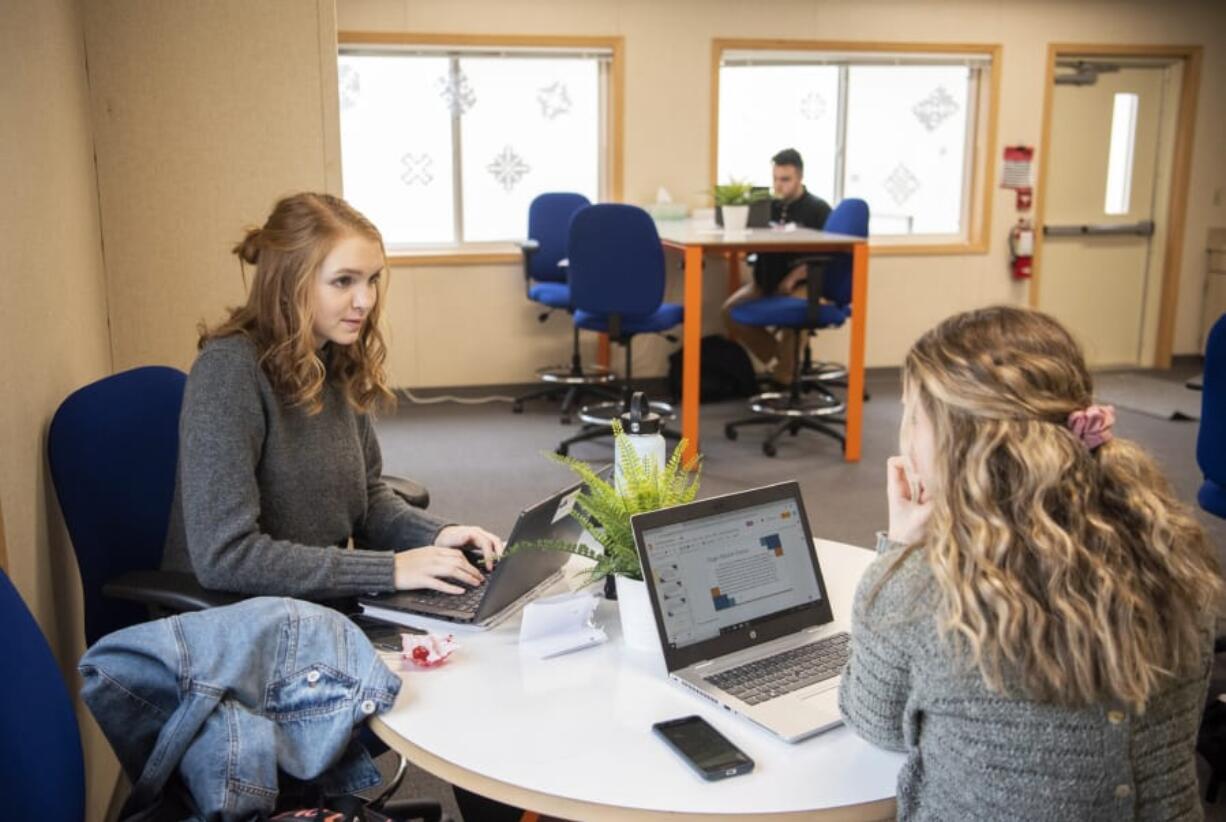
726 389 846 457
725 414 846 457
536 363 616 385
557 421 681 457
747 390 845 418
512 371 621 424
575 399 676 428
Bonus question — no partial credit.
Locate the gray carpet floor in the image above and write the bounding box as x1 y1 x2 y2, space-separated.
371 365 1226 820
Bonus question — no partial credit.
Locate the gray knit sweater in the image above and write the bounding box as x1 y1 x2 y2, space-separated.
839 535 1212 821
162 335 451 598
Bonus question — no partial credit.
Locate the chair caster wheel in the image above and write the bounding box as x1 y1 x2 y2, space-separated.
763 442 777 457
512 401 524 414
725 425 738 441
560 415 572 425
556 445 569 457
789 423 800 437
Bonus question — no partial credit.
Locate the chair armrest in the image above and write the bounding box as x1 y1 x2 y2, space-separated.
519 239 539 297
383 473 430 510
804 260 827 326
102 570 244 613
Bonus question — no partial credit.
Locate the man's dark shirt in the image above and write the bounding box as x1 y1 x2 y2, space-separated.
752 187 833 294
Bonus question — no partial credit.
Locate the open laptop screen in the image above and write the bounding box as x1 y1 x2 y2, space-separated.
632 482 835 672
640 498 821 649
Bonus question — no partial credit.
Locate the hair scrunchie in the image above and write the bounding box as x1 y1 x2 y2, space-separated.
1067 404 1116 450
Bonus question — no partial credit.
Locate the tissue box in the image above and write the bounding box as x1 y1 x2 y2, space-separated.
645 202 689 221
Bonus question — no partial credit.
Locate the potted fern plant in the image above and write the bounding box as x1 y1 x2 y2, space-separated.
509 421 701 652
713 180 769 233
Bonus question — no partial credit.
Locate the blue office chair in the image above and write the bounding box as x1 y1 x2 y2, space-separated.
1199 313 1226 519
513 192 619 422
46 366 441 817
556 204 683 456
47 366 431 645
724 198 869 456
0 567 85 822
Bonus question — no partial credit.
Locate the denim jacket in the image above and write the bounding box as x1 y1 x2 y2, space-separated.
80 597 401 821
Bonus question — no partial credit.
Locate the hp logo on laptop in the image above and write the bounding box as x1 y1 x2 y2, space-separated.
749 630 757 640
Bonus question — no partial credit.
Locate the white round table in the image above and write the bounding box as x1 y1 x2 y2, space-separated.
370 538 904 821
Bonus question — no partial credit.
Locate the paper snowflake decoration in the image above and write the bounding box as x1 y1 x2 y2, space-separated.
800 91 827 121
487 146 531 191
537 82 572 119
400 153 433 187
339 64 361 111
912 86 959 132
436 69 476 116
883 164 920 205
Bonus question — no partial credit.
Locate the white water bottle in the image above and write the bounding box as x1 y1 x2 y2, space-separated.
615 392 666 493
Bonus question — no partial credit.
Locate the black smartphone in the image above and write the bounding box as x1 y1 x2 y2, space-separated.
652 715 754 781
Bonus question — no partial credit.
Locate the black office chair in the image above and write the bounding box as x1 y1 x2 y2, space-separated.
47 365 440 817
513 192 620 422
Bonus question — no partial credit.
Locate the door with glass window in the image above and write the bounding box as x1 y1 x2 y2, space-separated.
1038 60 1178 366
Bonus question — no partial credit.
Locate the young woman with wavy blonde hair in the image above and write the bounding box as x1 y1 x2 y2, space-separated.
839 306 1220 820
162 192 503 599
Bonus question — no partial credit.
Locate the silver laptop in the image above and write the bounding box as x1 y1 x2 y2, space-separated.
631 482 849 742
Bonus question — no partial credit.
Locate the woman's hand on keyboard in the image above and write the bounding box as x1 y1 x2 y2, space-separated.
394 546 485 593
435 524 505 571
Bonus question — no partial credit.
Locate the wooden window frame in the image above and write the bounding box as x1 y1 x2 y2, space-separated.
337 32 625 267
710 39 1002 256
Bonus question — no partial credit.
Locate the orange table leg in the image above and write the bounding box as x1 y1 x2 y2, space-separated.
681 246 705 463
597 333 610 370
727 251 741 297
844 242 869 462
519 813 540 822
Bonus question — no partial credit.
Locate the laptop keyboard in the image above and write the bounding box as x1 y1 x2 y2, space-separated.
705 632 850 706
396 578 488 616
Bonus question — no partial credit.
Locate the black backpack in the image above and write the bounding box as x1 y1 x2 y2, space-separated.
667 334 758 403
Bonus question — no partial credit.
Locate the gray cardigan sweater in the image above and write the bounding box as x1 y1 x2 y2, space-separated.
839 536 1211 821
162 335 451 598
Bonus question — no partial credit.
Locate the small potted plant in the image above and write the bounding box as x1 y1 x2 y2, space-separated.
712 180 769 233
509 422 702 652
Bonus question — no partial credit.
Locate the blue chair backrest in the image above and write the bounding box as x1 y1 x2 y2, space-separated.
1200 313 1226 485
48 366 186 646
819 198 870 308
568 204 666 317
527 192 591 283
0 568 85 820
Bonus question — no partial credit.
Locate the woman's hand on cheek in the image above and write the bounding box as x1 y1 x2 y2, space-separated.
886 455 933 545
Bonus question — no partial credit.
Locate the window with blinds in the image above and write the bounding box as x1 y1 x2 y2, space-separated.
716 47 996 244
338 42 614 250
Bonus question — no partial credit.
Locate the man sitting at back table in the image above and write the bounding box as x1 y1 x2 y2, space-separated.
722 148 832 385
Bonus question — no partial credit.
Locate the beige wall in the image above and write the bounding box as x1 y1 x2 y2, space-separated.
0 0 117 816
336 0 1226 385
83 0 342 373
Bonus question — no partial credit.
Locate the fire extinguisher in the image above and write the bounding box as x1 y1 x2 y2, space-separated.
1009 219 1035 279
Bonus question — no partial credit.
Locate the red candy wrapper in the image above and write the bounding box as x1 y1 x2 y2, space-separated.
400 632 458 668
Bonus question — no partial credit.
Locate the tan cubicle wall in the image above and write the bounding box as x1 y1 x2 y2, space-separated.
1 2 118 818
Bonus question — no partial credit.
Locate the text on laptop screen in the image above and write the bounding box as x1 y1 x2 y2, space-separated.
640 498 822 649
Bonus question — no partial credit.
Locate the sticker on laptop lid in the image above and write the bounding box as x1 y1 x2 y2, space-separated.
552 489 580 524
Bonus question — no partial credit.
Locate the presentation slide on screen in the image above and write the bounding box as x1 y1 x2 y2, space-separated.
641 499 822 648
